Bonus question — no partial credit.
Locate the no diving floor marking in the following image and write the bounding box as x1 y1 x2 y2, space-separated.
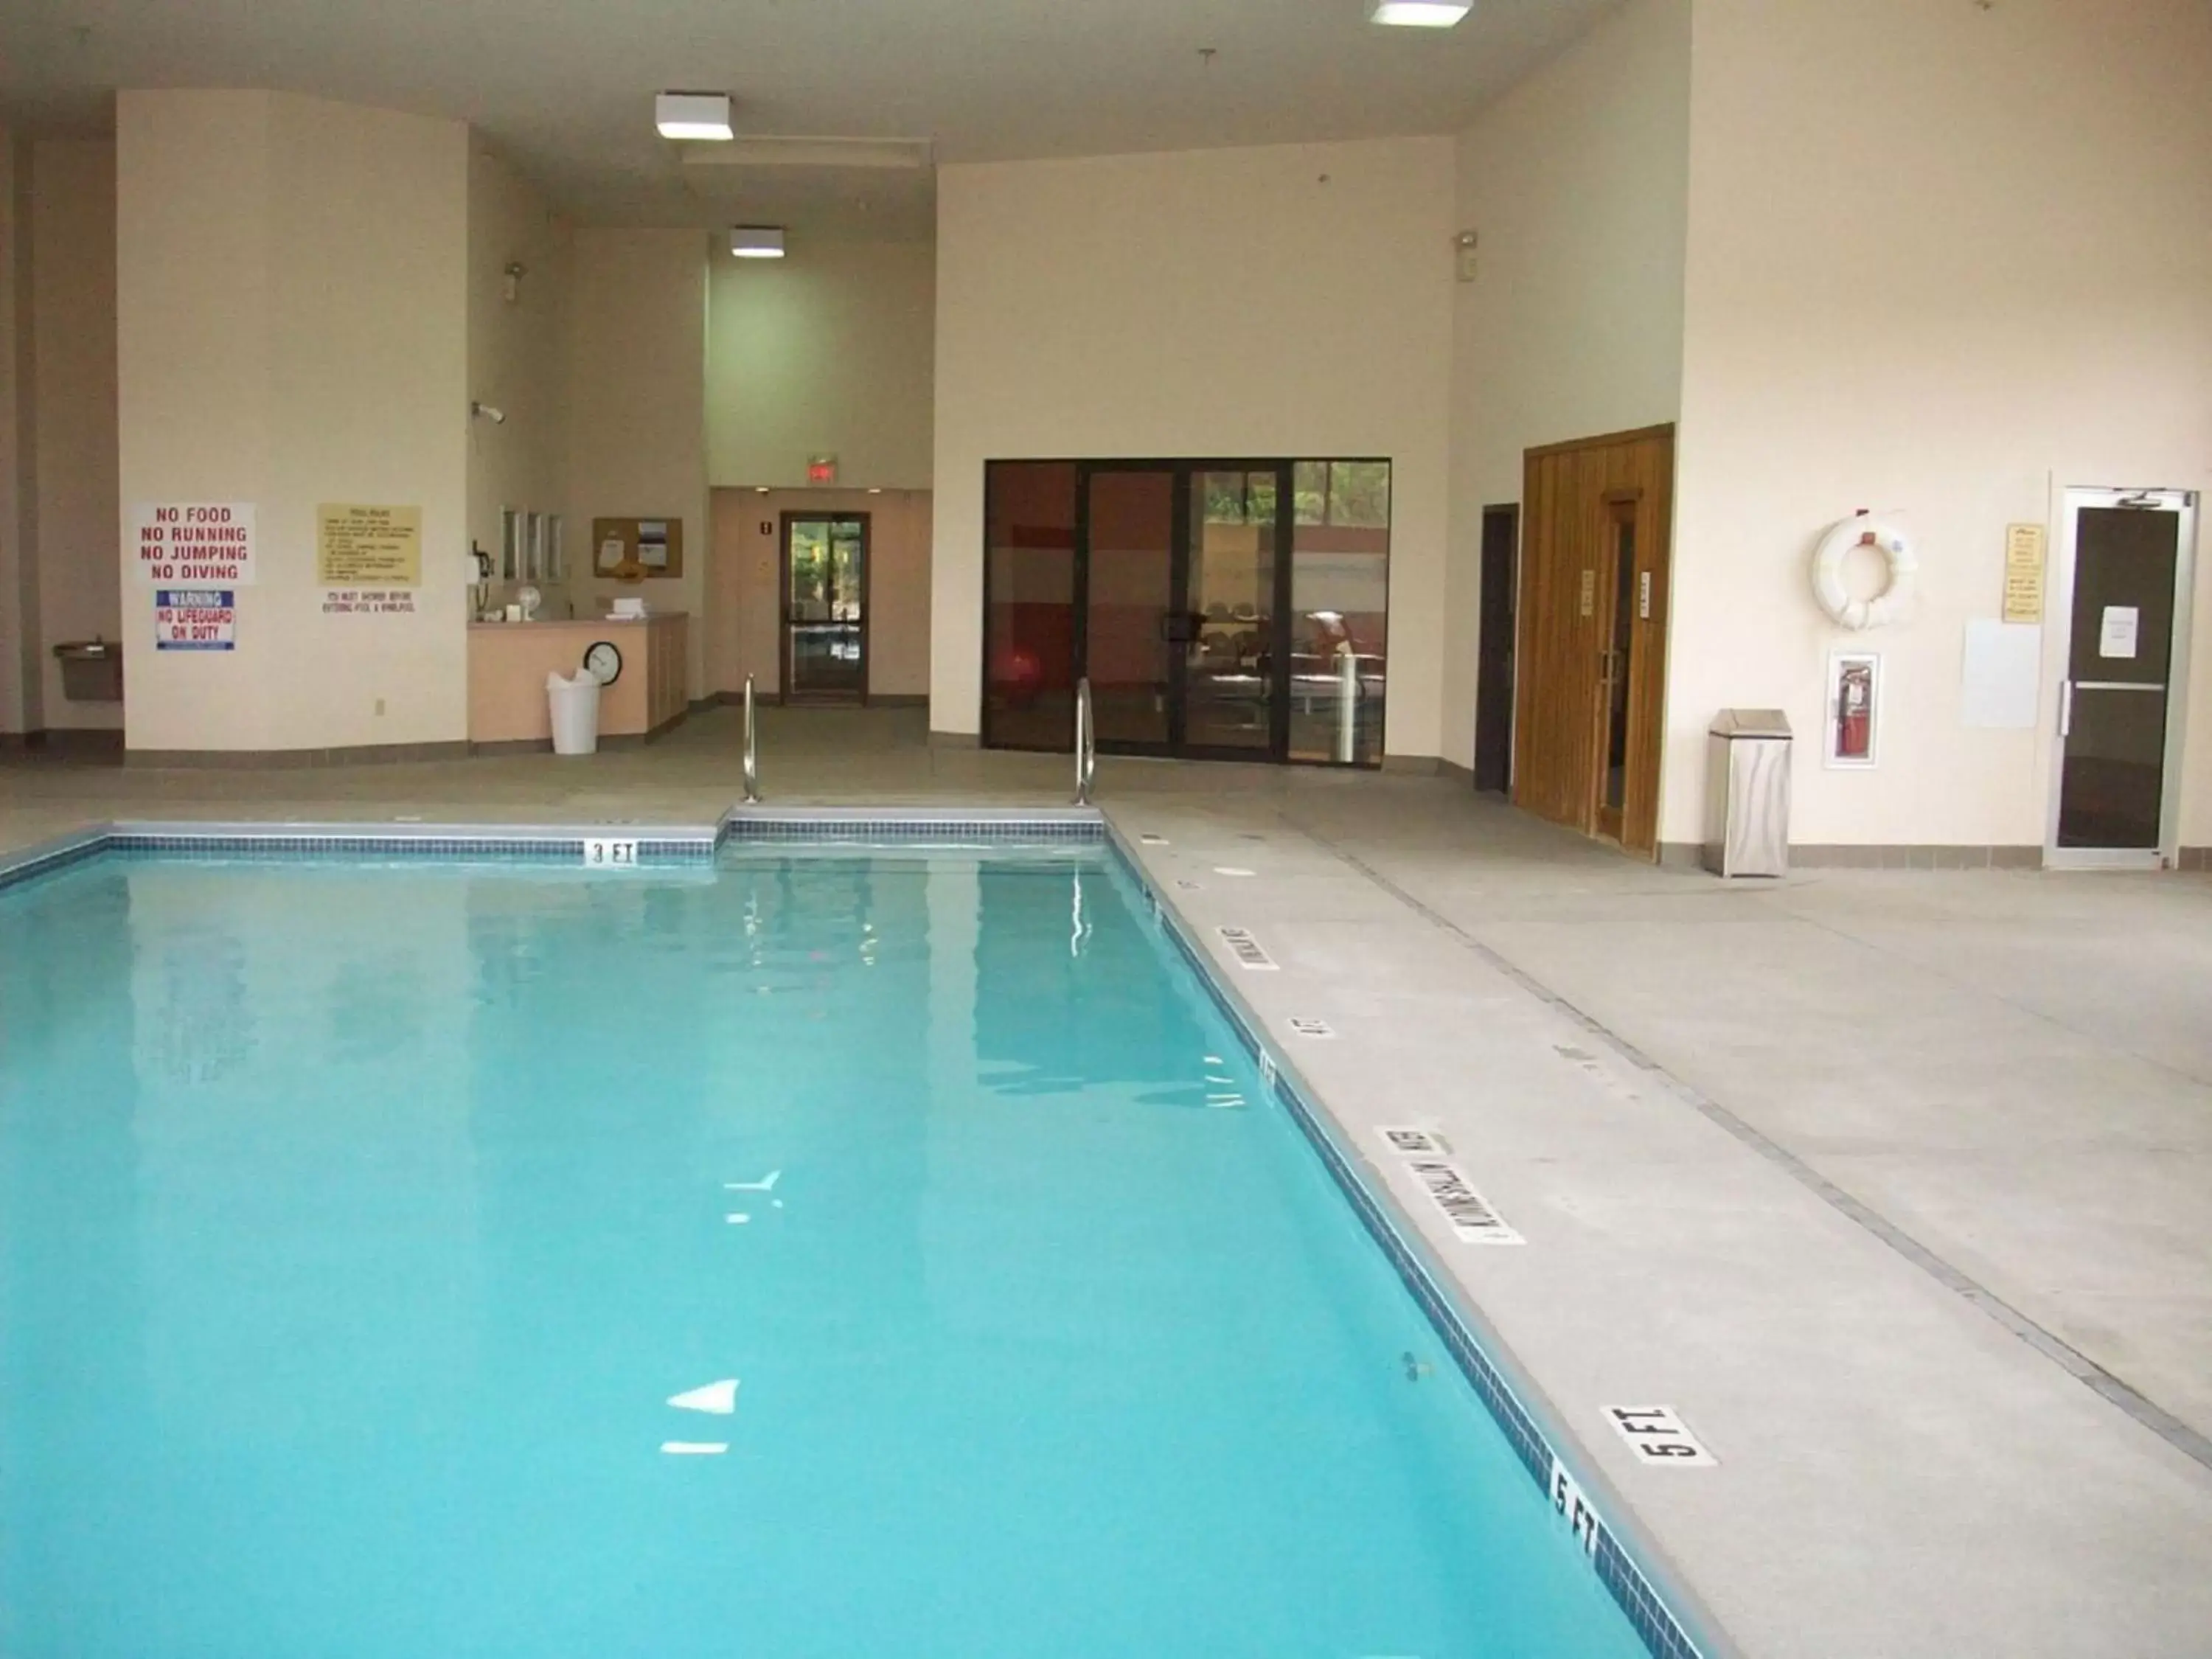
1216 925 1278 970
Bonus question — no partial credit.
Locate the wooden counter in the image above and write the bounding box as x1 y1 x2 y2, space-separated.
467 613 689 748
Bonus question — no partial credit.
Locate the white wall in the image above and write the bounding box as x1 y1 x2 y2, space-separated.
118 91 470 754
32 139 122 731
1670 0 2212 849
707 239 934 491
467 146 571 611
931 138 1455 751
565 228 710 699
1441 0 1691 771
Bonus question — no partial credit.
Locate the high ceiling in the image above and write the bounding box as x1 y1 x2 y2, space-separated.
0 0 1624 239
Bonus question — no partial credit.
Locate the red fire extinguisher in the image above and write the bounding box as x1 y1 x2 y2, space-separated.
1835 661 1874 761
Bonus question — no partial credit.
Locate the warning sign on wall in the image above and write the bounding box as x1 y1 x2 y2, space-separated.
154 588 236 651
134 503 255 585
316 504 421 587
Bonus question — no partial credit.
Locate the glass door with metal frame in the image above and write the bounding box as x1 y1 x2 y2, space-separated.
1184 467 1283 757
1593 498 1638 843
782 514 868 702
2051 489 2196 863
1079 468 1178 748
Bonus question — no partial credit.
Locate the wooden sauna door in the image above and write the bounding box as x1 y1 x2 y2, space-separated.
1511 425 1673 858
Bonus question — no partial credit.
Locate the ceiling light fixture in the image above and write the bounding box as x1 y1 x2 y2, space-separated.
730 225 786 259
655 91 734 141
1368 0 1472 25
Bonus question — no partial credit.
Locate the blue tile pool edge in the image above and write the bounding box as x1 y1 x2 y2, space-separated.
0 821 720 890
0 809 1730 1659
1099 819 1739 1659
0 810 1104 894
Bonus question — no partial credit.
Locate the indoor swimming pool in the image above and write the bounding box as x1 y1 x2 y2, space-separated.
0 841 1654 1658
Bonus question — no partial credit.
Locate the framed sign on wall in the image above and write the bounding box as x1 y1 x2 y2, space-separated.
592 517 685 580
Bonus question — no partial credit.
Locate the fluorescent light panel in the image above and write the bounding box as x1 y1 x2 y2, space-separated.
1368 0 1472 25
730 225 786 259
656 91 734 141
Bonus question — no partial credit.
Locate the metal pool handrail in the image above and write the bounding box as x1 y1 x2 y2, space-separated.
742 675 762 804
1074 676 1096 806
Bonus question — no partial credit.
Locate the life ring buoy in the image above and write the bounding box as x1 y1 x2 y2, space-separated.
1812 515 1916 630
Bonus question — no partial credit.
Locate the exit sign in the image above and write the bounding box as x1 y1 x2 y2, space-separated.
806 453 837 485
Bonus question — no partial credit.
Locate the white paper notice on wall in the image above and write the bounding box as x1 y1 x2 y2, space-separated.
2099 605 2140 660
1960 620 2041 729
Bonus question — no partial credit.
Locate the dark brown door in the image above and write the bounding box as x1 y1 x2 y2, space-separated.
2056 498 2187 852
1512 427 1673 857
1474 504 1518 793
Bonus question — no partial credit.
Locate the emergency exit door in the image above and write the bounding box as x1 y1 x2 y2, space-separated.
2048 489 2197 866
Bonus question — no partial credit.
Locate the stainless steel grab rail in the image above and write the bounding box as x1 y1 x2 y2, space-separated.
1074 676 1096 805
742 675 762 803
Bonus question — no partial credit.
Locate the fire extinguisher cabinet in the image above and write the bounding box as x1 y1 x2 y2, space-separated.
1704 709 1792 877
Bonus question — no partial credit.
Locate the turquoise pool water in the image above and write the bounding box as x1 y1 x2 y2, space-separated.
0 848 1648 1658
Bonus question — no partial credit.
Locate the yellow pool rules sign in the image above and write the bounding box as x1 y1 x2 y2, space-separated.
317 504 422 586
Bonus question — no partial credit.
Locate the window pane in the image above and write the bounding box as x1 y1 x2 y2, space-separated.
1327 461 1391 528
984 462 1078 751
1186 470 1276 754
1289 460 1389 765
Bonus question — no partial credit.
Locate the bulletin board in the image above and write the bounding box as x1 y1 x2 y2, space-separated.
592 517 685 581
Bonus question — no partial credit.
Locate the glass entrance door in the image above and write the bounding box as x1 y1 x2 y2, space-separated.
1593 500 1638 844
2053 491 2194 862
1185 469 1281 755
782 515 867 702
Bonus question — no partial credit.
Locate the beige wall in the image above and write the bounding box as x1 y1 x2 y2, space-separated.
0 127 32 736
931 138 1455 752
1669 0 2212 849
1441 0 1690 771
467 146 571 614
117 91 469 754
709 486 932 698
31 139 123 731
566 228 709 698
707 239 934 491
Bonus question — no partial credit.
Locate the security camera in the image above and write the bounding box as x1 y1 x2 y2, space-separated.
470 401 507 425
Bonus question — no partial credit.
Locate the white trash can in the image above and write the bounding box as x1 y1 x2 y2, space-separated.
547 669 602 756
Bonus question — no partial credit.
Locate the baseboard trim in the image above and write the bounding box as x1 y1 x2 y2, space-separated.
2180 847 2211 872
1 727 126 756
469 737 554 757
127 740 472 770
1659 840 2048 872
928 729 980 749
868 694 928 708
1436 757 1476 787
1380 754 1439 776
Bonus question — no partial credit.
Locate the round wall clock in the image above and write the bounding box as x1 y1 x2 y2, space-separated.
582 641 622 686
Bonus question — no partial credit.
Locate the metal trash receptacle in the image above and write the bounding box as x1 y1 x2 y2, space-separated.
1705 709 1791 877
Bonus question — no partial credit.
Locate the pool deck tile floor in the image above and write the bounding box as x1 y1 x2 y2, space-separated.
7 706 2211 1658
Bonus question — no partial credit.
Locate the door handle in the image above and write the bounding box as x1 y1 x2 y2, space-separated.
2059 681 2073 737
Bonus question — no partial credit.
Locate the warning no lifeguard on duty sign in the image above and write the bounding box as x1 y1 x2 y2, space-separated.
133 502 256 585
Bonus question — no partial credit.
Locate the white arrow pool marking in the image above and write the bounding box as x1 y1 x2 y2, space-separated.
660 1441 728 1455
724 1171 782 1192
668 1379 739 1415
